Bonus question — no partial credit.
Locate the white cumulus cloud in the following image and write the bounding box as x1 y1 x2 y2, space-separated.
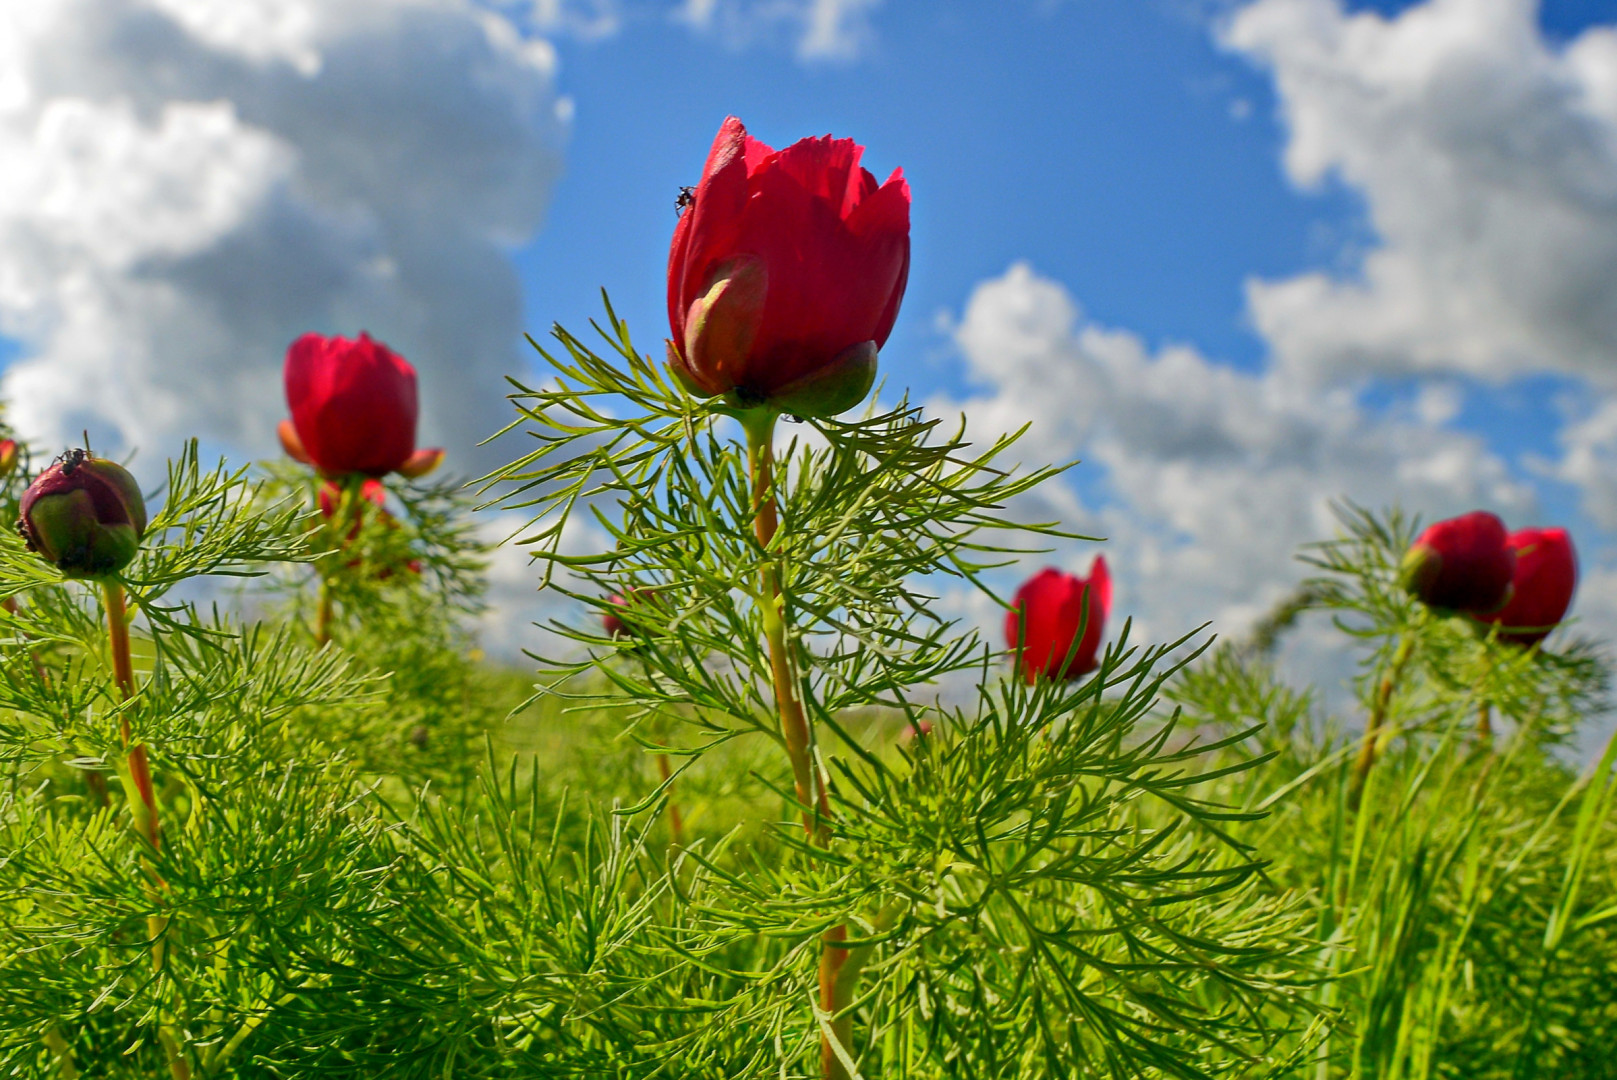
1223 0 1617 387
0 0 568 475
936 262 1534 647
675 0 881 60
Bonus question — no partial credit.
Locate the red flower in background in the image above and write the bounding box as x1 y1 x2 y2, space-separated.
666 116 911 418
1399 511 1515 614
1006 557 1111 683
602 593 632 640
317 478 388 520
279 332 443 479
0 439 18 477
1479 528 1577 646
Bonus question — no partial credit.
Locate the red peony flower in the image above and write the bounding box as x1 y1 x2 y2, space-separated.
1006 557 1111 684
1478 527 1577 646
666 116 911 418
280 332 443 478
1399 511 1515 614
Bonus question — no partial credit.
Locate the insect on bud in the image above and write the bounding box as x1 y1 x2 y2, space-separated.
17 451 148 578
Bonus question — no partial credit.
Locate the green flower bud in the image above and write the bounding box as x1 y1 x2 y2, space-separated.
17 452 148 578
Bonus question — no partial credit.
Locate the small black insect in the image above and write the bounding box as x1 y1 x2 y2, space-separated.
676 185 697 214
58 447 89 475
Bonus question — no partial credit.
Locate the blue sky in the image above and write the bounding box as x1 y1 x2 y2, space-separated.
2 0 1616 663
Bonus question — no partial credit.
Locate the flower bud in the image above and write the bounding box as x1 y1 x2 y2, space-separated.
1399 511 1514 613
0 439 18 477
18 453 148 578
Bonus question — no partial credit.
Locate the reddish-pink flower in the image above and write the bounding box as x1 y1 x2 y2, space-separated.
602 593 632 640
666 116 911 418
1478 528 1577 646
280 332 444 478
317 478 388 521
0 438 18 477
1006 557 1111 684
1399 511 1515 614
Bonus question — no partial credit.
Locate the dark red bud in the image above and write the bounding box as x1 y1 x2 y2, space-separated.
18 454 148 578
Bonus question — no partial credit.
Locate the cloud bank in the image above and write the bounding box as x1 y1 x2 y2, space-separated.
0 0 569 474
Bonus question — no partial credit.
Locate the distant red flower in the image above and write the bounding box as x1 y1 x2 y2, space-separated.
280 332 443 478
602 593 631 639
900 720 933 742
666 116 910 417
0 438 18 477
1478 528 1577 646
318 478 388 522
1399 511 1515 614
1006 557 1111 683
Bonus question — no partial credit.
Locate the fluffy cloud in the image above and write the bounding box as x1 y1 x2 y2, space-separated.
1223 0 1617 387
0 0 568 475
936 262 1533 646
676 0 881 60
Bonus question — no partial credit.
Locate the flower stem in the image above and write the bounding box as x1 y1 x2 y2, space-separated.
654 748 685 848
740 410 853 1079
1349 632 1415 810
102 581 189 1080
741 410 829 840
314 575 333 647
104 582 158 846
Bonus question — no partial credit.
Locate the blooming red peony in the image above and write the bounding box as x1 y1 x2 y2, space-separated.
1478 527 1577 646
280 332 443 478
1006 557 1111 683
1399 511 1515 614
666 116 911 418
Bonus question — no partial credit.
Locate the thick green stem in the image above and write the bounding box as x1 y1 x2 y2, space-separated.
1349 632 1416 810
741 410 853 1079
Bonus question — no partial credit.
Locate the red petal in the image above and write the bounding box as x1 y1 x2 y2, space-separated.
1087 555 1112 618
769 134 865 213
672 118 756 342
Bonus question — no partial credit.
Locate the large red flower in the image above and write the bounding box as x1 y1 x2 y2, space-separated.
1006 558 1111 684
1478 527 1577 646
666 116 911 417
1399 511 1515 614
279 332 443 478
